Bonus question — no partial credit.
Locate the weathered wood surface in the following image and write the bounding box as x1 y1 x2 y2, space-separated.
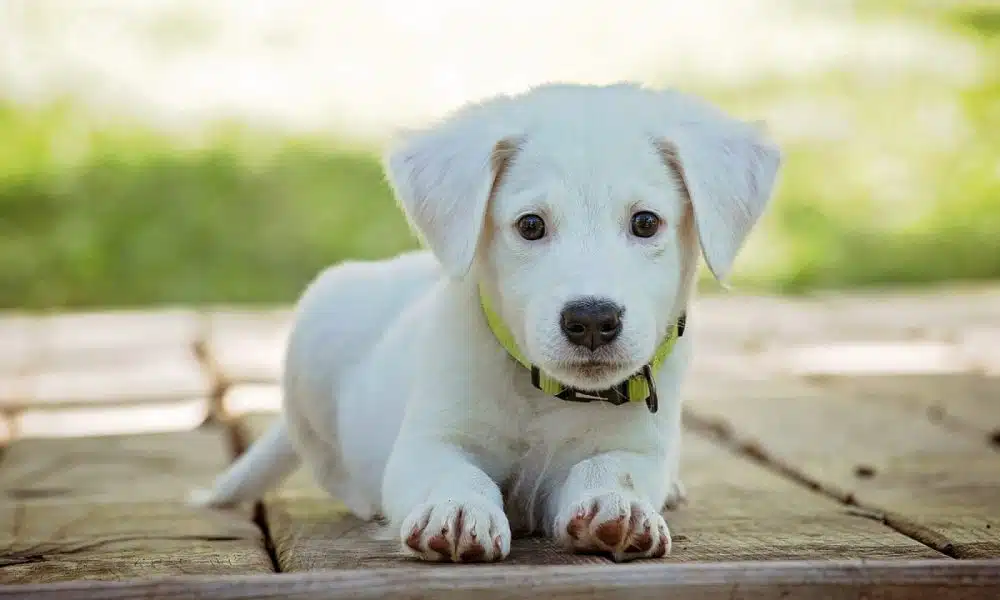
808 373 1000 439
0 348 209 410
0 427 273 584
202 309 291 386
683 373 1000 558
1 285 999 593
0 309 201 374
239 408 942 571
2 559 999 600
692 286 1000 346
0 309 211 440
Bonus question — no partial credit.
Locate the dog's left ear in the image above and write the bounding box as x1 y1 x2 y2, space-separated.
383 116 521 279
656 119 781 283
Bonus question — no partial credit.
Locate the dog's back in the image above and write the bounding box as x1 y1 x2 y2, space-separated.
192 249 442 509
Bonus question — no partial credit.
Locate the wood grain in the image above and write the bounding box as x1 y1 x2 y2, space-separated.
1 559 998 600
692 286 1000 350
12 398 209 440
0 316 37 375
0 310 201 374
1 286 998 592
204 310 290 385
803 373 1000 439
0 425 273 583
0 348 210 411
684 373 1000 558
239 409 940 572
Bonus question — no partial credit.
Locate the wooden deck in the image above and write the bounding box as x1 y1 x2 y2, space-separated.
1 287 998 598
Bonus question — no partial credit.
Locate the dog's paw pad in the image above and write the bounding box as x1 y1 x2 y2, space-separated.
555 491 671 562
400 498 511 563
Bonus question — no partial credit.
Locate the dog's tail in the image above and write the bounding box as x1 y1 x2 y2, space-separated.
189 417 300 508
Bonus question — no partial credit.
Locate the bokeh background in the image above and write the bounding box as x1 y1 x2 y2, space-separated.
2 0 998 311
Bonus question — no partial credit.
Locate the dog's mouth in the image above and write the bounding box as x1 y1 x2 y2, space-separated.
561 359 627 370
546 359 638 390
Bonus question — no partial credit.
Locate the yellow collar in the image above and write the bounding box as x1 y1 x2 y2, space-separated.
479 286 685 413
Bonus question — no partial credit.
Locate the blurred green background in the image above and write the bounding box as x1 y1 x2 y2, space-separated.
1 1 998 310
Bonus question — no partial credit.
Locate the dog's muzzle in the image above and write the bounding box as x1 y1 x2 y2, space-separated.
480 286 685 414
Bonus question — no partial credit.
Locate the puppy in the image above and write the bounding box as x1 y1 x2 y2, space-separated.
193 82 781 563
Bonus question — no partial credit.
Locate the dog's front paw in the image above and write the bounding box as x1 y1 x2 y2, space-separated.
555 491 671 562
400 497 511 562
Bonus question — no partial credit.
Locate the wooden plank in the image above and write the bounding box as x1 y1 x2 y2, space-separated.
0 348 211 411
693 286 1000 351
0 425 273 583
239 412 616 570
0 316 38 375
0 310 201 374
37 309 202 368
802 373 1000 440
2 559 999 600
204 309 290 385
671 434 942 561
240 406 939 571
224 384 282 417
960 327 1000 376
12 397 208 439
684 373 1000 559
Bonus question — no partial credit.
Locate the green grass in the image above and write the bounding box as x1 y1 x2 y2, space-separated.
0 105 417 309
1 3 999 310
684 1 1000 292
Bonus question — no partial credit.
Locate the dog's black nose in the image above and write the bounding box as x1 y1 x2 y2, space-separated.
560 298 623 351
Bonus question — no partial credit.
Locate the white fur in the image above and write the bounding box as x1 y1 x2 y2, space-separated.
192 82 780 563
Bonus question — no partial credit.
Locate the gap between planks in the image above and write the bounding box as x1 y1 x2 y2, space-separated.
223 415 282 574
680 372 1000 559
235 408 946 571
683 411 962 559
192 310 283 571
0 426 274 583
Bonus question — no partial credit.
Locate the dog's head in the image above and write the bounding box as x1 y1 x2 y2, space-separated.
384 83 780 391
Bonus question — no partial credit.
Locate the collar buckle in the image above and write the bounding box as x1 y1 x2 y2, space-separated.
558 382 631 405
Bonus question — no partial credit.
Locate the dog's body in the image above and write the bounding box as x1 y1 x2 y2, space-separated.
195 82 780 563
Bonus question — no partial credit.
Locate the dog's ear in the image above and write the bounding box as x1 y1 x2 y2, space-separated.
383 117 520 279
656 120 781 283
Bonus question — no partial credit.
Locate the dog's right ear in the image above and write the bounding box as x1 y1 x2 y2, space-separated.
382 116 521 279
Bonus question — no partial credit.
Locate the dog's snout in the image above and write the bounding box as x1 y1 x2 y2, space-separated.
560 298 623 351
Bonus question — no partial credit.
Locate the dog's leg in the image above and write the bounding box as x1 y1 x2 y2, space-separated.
663 436 688 512
661 402 688 512
549 450 672 562
382 439 511 563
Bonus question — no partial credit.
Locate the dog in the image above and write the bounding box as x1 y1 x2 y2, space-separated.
192 82 781 563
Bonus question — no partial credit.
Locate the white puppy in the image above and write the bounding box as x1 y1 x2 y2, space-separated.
194 82 781 563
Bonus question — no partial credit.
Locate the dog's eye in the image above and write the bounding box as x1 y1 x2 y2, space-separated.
630 211 661 238
516 214 546 241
